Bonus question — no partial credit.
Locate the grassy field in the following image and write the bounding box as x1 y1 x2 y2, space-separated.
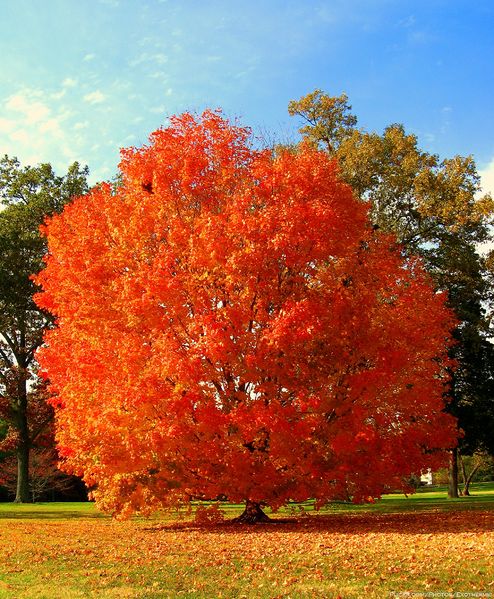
0 483 493 598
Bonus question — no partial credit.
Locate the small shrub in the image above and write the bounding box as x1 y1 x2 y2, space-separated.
194 503 225 525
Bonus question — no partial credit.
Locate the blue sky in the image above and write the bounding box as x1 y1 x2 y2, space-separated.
1 0 493 192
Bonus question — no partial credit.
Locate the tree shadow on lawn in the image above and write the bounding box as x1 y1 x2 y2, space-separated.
0 506 106 520
144 509 494 536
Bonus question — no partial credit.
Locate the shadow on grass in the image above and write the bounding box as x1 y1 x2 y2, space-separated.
143 508 494 536
0 503 107 520
0 511 106 520
144 483 494 535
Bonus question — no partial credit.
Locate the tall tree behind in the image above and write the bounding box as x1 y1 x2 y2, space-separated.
0 156 89 502
289 91 494 497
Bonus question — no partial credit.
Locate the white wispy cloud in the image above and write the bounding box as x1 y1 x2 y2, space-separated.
408 30 428 44
154 53 168 64
315 5 340 24
51 89 67 100
399 15 416 28
83 53 96 61
6 93 51 124
83 90 106 104
10 129 31 144
479 158 494 197
0 117 15 133
130 52 169 68
477 158 494 255
62 77 78 88
0 88 76 167
0 82 141 184
39 118 64 136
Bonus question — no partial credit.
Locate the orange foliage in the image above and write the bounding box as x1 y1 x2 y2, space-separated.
35 110 457 516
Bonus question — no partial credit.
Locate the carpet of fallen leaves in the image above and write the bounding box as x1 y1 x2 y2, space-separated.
0 509 493 598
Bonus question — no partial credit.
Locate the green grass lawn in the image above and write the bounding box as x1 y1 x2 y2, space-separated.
1 481 492 521
0 483 492 598
314 481 494 514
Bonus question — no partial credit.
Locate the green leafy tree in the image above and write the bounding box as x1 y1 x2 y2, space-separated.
289 91 494 498
0 155 89 502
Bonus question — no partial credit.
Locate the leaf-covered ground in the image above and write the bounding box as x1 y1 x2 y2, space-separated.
0 503 493 598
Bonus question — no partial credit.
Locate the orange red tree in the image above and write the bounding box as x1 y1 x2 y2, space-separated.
35 111 457 520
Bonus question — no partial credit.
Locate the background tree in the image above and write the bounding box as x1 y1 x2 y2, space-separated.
36 111 456 521
459 451 494 496
0 156 89 502
289 91 494 497
0 386 84 503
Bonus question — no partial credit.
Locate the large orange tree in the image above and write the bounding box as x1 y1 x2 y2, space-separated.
35 111 457 521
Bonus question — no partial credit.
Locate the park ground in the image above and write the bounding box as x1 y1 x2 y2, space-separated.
0 484 493 598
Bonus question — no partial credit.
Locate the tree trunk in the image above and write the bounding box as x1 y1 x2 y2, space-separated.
448 447 459 499
461 459 481 497
233 500 271 524
14 440 30 503
459 453 467 495
14 361 31 503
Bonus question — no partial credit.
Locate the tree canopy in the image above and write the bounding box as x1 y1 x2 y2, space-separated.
36 111 456 518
